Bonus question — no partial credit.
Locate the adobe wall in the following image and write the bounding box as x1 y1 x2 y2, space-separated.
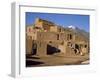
36 32 58 41
26 37 33 55
26 18 89 56
36 32 75 42
36 41 47 56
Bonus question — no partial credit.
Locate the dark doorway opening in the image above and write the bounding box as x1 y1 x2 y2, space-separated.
75 44 79 49
32 43 37 55
69 34 72 40
47 44 60 55
57 34 59 40
74 44 80 54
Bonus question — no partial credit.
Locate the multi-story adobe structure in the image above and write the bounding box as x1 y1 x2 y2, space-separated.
26 18 89 56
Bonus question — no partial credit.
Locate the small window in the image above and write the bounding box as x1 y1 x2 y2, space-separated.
57 34 59 40
70 34 72 40
59 28 61 32
84 45 87 48
49 41 52 43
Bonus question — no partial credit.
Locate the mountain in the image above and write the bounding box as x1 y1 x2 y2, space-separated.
75 27 89 40
65 25 89 41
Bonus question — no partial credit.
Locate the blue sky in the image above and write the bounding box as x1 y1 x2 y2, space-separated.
26 12 90 32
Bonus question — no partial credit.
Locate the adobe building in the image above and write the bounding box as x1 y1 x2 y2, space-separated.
26 18 89 57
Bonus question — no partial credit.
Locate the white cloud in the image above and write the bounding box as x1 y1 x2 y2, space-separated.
67 25 76 29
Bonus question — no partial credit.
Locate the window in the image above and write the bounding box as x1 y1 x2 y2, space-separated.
49 41 52 43
84 45 87 48
57 34 59 40
59 28 61 32
70 34 72 40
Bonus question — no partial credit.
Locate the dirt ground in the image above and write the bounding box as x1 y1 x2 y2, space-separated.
26 53 89 67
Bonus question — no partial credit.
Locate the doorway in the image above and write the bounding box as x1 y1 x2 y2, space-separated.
32 43 37 55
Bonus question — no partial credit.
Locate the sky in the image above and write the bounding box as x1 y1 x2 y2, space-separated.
26 12 90 32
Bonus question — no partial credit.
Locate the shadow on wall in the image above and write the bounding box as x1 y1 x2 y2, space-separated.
47 44 61 55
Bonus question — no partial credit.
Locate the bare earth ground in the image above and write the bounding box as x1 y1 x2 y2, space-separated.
26 53 89 67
